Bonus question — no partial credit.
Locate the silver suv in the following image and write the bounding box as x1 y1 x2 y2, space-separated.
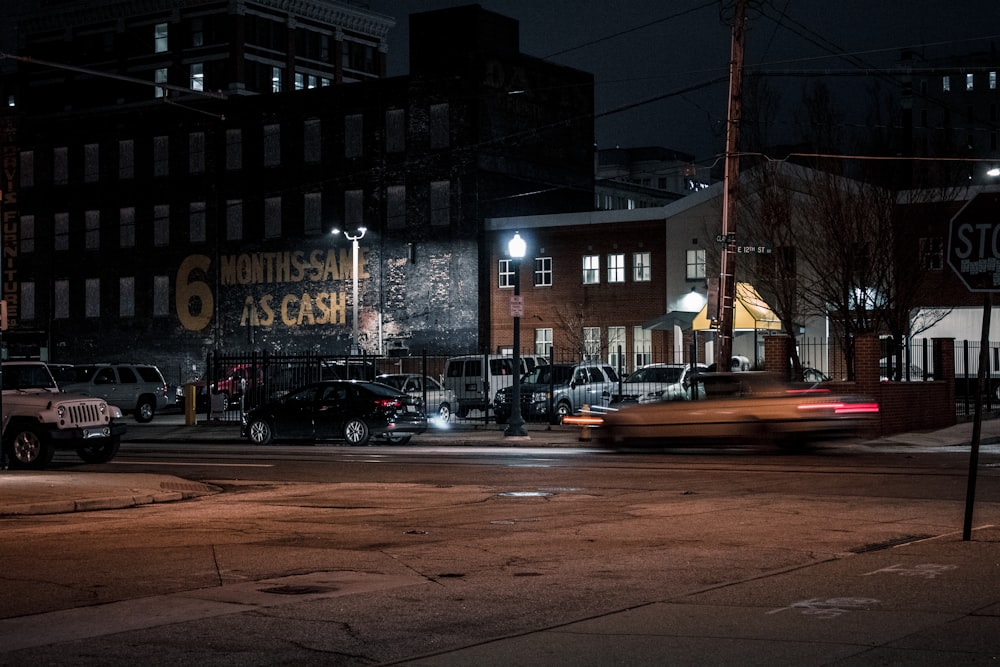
60 363 170 423
610 363 708 406
493 361 619 423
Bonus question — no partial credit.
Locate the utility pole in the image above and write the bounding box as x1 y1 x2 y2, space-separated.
716 0 748 370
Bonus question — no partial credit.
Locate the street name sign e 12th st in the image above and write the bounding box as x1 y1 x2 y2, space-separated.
948 192 1000 292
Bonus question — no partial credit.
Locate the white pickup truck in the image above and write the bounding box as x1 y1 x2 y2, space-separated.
2 361 126 469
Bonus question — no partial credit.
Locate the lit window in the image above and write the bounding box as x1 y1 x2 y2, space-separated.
190 63 203 91
607 253 625 283
991 71 997 90
633 252 651 281
582 255 600 284
154 68 167 98
943 75 950 92
686 249 706 280
967 73 974 91
535 328 553 357
583 327 600 360
499 259 514 288
534 257 552 287
633 326 651 368
295 72 305 90
154 23 168 53
608 326 625 372
271 66 282 93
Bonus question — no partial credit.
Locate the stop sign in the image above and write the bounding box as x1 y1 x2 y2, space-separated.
947 192 1000 292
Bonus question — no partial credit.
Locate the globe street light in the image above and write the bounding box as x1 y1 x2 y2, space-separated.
505 231 528 438
331 226 367 355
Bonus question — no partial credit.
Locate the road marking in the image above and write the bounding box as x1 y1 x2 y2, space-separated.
863 563 957 578
767 597 879 618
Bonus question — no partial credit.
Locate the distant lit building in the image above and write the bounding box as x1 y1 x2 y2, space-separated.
595 146 709 211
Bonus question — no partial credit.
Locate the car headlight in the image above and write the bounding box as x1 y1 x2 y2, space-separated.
57 405 66 419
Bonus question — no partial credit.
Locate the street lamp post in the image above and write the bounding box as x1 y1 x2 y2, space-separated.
506 232 528 438
332 226 367 355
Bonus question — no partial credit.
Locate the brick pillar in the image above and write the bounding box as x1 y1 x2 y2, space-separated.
854 334 880 395
933 338 955 406
763 335 792 379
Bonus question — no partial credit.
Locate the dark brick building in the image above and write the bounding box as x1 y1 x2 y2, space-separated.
1 2 594 385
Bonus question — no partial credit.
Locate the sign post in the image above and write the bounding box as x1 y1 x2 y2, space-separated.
946 192 1000 540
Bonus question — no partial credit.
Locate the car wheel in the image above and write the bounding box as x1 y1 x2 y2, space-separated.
437 403 451 422
6 428 54 469
76 436 121 464
555 401 572 420
247 419 274 445
135 397 156 423
385 434 412 445
343 418 371 446
218 392 231 412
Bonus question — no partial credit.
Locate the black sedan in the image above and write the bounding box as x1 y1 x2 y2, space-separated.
241 380 427 446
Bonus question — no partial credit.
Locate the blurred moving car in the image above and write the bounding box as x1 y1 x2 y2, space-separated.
598 372 878 450
241 380 427 446
375 373 457 422
610 363 708 406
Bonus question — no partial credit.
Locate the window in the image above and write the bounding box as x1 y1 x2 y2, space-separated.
189 202 206 243
303 192 321 235
608 326 625 372
55 280 69 319
271 66 282 93
264 196 281 238
119 140 134 179
430 103 449 148
20 282 34 322
120 207 135 248
85 210 100 250
120 277 135 317
226 129 242 170
535 328 553 357
153 205 169 246
583 327 600 360
153 136 169 177
226 199 243 241
967 73 974 91
991 71 997 90
387 185 405 229
154 22 168 53
345 189 363 226
19 150 33 188
85 278 100 318
154 68 167 97
499 259 514 288
633 251 651 281
54 213 69 251
190 63 203 91
430 180 450 227
920 237 943 270
54 146 68 185
686 248 706 280
582 255 599 284
345 114 363 158
633 326 651 368
191 17 204 47
19 215 34 253
607 253 625 283
943 75 950 92
263 124 281 166
386 109 405 153
183 132 204 174
154 276 169 317
303 119 321 163
534 257 552 287
84 143 99 182
294 72 305 90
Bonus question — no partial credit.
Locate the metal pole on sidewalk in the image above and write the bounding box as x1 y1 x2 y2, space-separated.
963 292 991 540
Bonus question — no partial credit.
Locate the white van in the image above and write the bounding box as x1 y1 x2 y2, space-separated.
443 354 548 418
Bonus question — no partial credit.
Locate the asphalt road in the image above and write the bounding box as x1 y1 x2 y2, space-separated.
1 439 998 664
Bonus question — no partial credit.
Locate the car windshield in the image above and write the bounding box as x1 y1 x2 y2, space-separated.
625 367 684 384
522 366 574 385
3 365 58 390
376 375 405 390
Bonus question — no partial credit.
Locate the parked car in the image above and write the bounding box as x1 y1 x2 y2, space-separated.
2 361 126 468
443 354 548 418
241 380 427 446
493 361 619 423
610 363 708 406
598 372 879 450
801 367 831 384
880 358 932 382
375 374 457 422
60 363 170 423
210 363 265 411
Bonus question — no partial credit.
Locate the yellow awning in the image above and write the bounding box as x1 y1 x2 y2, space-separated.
692 283 783 331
